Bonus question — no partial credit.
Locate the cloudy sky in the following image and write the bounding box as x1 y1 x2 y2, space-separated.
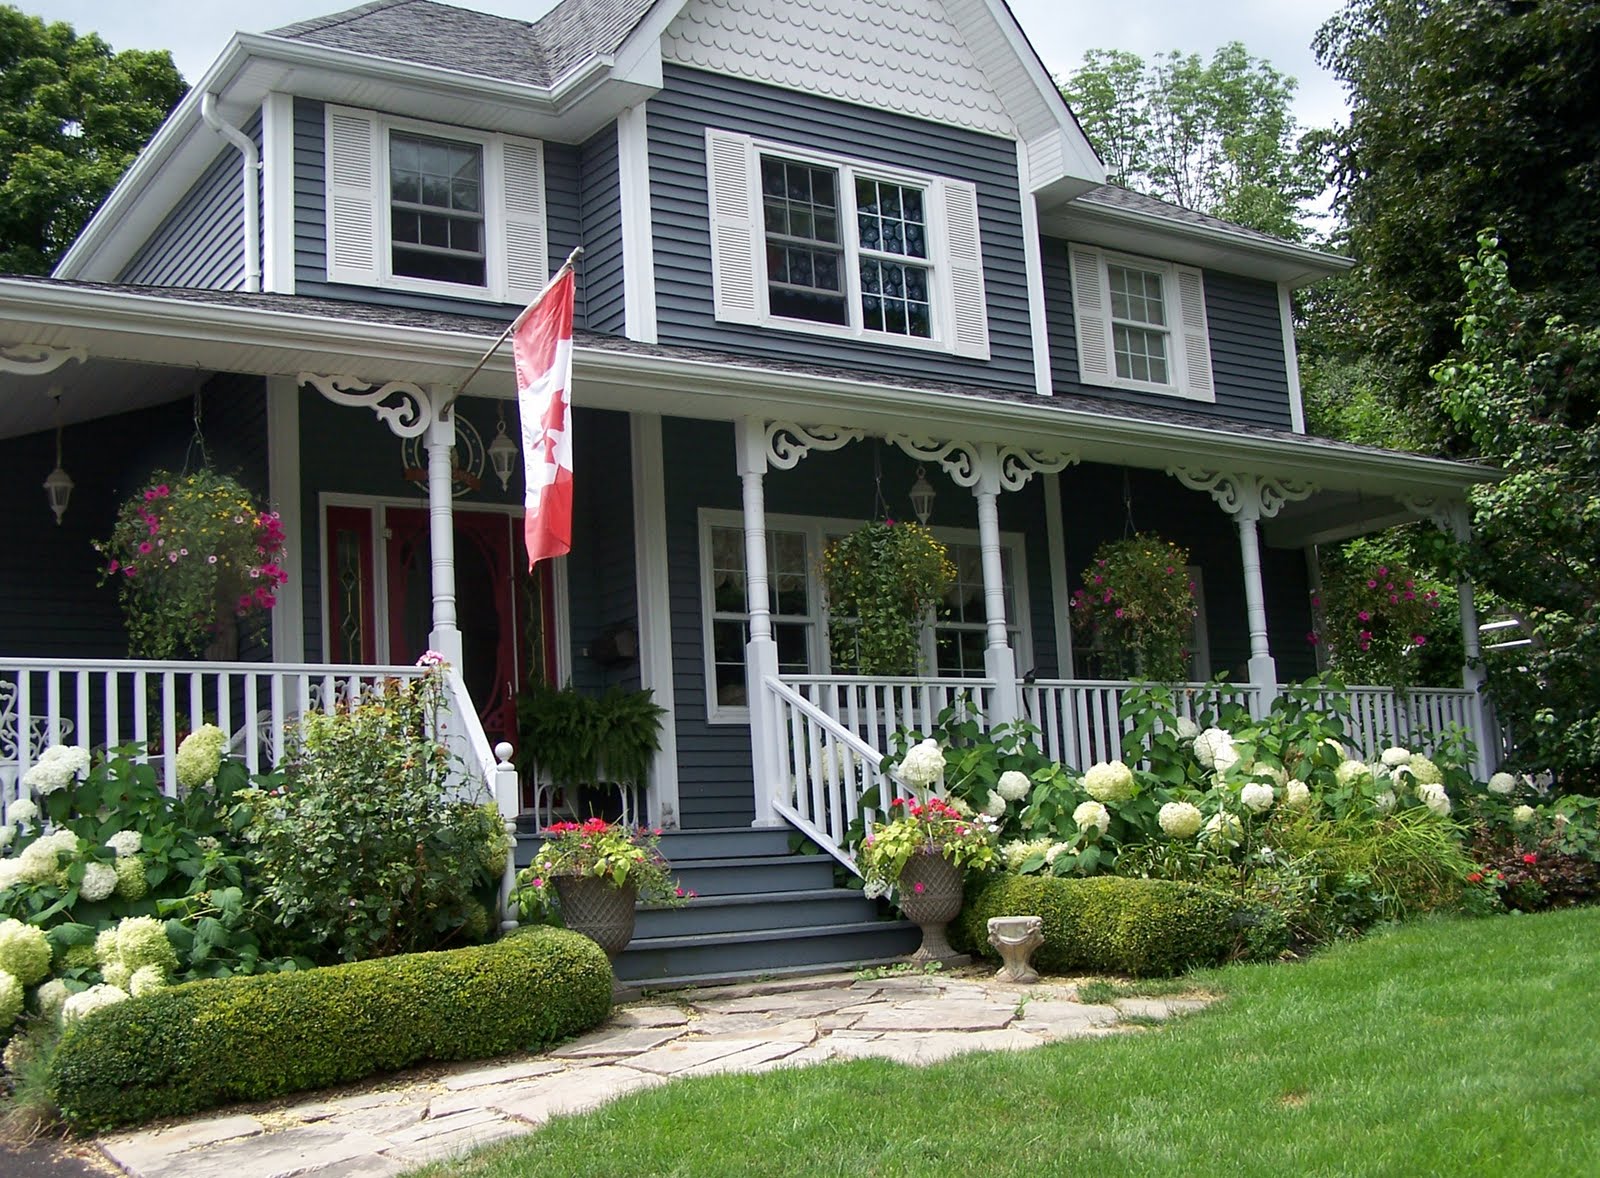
26 1 1351 132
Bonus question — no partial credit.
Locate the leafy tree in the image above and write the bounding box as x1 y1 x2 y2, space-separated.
1060 43 1325 240
0 6 184 274
1314 0 1600 396
1431 232 1600 780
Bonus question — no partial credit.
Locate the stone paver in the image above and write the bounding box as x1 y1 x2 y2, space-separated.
94 974 1211 1178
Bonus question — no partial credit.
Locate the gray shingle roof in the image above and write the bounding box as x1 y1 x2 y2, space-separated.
1075 185 1314 251
269 0 658 88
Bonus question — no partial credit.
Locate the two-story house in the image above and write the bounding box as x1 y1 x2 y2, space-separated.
0 0 1492 981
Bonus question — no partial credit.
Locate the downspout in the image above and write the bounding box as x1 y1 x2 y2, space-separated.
200 92 262 293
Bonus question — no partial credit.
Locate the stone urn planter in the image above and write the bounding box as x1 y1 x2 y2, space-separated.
553 876 638 960
897 849 965 963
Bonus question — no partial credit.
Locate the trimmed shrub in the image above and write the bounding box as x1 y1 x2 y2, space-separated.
50 926 611 1132
956 874 1286 977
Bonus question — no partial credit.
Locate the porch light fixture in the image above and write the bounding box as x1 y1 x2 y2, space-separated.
908 465 936 525
488 402 519 492
43 387 73 526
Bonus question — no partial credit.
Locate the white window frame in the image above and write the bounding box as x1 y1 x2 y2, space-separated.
924 538 1030 679
324 105 547 305
705 130 991 360
1067 243 1216 403
698 510 1030 724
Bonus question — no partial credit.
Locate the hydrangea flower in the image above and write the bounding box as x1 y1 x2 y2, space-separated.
115 856 150 900
1408 756 1444 786
1512 804 1536 827
1193 728 1237 771
129 964 167 997
1283 779 1311 809
6 797 39 827
1374 790 1397 813
61 984 130 1024
106 830 143 858
1201 811 1243 847
1240 782 1276 813
0 969 22 1029
1072 800 1111 836
20 745 90 794
0 826 12 851
1157 801 1203 839
1380 746 1412 767
1486 773 1515 795
1044 842 1071 865
102 961 132 991
78 861 119 903
1335 760 1373 789
896 739 946 791
1418 781 1451 817
981 790 1007 818
1001 838 1053 870
996 770 1031 802
1250 763 1288 789
0 919 52 986
112 916 180 975
34 977 70 1022
175 724 228 788
1082 760 1134 804
1174 717 1200 743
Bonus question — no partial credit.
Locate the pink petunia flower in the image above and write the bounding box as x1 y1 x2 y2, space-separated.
913 882 926 894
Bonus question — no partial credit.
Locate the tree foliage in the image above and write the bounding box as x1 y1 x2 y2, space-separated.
0 6 184 275
1059 43 1324 240
1314 0 1600 393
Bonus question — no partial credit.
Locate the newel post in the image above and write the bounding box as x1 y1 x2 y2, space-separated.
493 741 520 930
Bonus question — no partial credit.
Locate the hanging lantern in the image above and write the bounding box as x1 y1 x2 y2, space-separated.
908 464 936 525
488 404 519 492
43 388 72 525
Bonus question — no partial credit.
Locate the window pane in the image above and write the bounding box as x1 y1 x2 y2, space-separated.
858 259 932 338
1108 264 1166 326
389 131 485 287
762 156 848 326
1113 324 1169 384
855 177 928 261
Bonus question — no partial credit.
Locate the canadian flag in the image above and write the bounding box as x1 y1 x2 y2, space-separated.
512 266 577 568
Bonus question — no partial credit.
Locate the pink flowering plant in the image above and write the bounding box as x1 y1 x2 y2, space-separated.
858 796 1000 899
1312 555 1446 689
512 819 690 918
95 470 288 658
1071 534 1196 682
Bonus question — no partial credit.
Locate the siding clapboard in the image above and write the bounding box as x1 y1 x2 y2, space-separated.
118 114 263 289
647 65 1035 391
1043 237 1295 429
579 127 626 337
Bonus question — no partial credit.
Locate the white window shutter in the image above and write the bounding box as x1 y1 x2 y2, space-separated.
502 136 549 305
1175 265 1215 400
1069 244 1112 385
704 129 761 324
325 106 381 286
939 180 990 359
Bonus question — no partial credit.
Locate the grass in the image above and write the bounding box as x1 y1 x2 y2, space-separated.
411 909 1600 1177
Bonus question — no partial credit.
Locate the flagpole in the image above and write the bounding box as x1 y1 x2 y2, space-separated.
444 245 583 415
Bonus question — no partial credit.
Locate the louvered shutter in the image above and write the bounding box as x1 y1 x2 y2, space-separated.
324 106 382 286
501 136 549 304
1175 265 1215 400
938 180 990 359
704 129 761 324
1069 244 1112 384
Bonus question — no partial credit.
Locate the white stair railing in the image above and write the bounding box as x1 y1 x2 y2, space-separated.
441 667 521 930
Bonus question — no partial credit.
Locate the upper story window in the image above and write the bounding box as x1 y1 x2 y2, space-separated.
1068 243 1215 402
706 130 990 359
324 106 547 305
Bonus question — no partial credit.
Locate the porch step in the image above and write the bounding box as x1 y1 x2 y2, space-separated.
614 919 922 985
666 854 835 896
633 888 878 938
511 825 798 871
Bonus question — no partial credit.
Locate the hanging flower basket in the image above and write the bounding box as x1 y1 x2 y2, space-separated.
1071 533 1196 682
822 520 955 676
95 470 287 660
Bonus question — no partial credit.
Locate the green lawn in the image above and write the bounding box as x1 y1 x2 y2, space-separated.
416 909 1600 1177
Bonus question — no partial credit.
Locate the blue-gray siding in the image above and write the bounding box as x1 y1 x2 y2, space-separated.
662 416 1060 828
647 65 1035 391
291 98 598 323
579 127 626 336
1042 237 1295 429
119 114 263 289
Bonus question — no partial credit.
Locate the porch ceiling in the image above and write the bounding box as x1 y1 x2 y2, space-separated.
0 278 1493 507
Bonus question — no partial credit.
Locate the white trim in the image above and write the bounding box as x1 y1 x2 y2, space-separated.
1016 152 1053 396
261 93 296 294
631 413 679 824
265 376 304 662
551 556 573 689
617 104 659 344
1279 282 1306 434
1043 471 1072 677
696 507 1031 725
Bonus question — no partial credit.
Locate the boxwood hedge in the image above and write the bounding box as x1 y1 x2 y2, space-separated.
51 925 612 1132
956 874 1287 977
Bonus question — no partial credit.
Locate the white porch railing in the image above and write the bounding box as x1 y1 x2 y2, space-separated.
1302 684 1482 765
782 675 996 751
1021 680 1263 769
441 667 520 929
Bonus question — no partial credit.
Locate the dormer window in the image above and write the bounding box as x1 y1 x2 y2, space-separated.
324 105 546 305
707 130 989 358
1067 244 1215 402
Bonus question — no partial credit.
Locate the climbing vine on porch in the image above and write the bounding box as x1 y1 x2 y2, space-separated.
1071 534 1196 683
821 520 955 676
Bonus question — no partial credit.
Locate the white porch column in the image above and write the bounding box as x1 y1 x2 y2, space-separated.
974 444 1019 725
1450 504 1493 776
631 413 680 827
425 391 463 666
1170 469 1317 715
736 417 783 827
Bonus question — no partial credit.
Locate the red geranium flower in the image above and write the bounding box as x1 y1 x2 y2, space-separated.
1523 853 1538 865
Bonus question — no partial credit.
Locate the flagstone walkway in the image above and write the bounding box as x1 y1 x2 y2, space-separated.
95 971 1211 1178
